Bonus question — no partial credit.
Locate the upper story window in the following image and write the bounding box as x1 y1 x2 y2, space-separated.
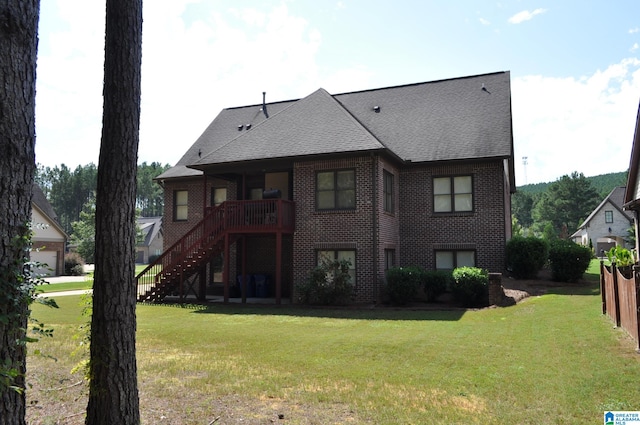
316 169 355 210
433 176 473 213
605 210 613 223
383 170 394 213
211 187 227 207
174 190 188 221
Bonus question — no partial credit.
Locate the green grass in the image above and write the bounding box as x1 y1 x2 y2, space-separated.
28 260 640 424
38 280 93 293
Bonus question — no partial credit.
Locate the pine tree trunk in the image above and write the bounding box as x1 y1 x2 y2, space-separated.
85 0 142 424
0 1 40 424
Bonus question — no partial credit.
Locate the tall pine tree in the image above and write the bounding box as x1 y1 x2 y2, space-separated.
0 1 40 424
85 0 143 423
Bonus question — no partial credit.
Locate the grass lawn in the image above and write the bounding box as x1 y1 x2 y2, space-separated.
26 260 640 424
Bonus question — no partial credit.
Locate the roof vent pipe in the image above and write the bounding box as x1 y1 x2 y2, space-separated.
262 92 269 119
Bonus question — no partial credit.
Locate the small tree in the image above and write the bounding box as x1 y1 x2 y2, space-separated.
70 199 96 264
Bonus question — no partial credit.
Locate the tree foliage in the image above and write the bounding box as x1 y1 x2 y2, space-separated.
36 161 169 237
136 161 170 217
70 199 96 264
531 172 599 238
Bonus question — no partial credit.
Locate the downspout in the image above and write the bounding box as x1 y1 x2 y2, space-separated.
371 153 379 304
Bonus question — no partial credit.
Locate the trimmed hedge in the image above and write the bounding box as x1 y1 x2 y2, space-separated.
385 266 422 305
423 270 451 302
506 236 549 279
548 240 592 282
451 267 489 308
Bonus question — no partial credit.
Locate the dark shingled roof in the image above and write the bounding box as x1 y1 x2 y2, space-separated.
32 184 59 223
137 216 162 247
157 71 513 179
32 184 67 237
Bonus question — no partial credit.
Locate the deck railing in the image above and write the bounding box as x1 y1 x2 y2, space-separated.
136 199 294 301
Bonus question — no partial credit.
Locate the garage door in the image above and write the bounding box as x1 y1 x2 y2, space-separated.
30 251 58 276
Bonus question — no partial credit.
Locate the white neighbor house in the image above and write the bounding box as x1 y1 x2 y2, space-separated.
571 186 634 256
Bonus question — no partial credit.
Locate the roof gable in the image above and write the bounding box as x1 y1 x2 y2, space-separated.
193 88 385 166
31 184 67 238
577 186 632 229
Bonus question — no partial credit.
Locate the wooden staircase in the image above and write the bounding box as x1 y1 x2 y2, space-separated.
135 199 295 303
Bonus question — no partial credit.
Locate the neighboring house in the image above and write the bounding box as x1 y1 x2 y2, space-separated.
31 184 67 276
571 186 633 255
624 100 640 255
136 216 163 264
144 71 515 304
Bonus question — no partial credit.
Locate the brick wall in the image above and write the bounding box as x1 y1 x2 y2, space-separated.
292 156 379 303
162 176 237 249
398 160 508 273
161 157 510 303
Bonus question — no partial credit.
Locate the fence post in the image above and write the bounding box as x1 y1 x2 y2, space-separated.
613 263 621 328
600 260 606 315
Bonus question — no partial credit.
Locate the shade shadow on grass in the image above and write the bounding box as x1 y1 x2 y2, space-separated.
145 302 468 321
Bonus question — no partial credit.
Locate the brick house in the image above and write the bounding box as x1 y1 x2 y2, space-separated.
571 186 633 256
31 184 67 276
140 71 515 304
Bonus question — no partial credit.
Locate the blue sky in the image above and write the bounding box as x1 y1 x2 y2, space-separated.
35 0 640 185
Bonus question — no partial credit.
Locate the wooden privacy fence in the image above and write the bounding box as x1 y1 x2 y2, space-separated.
600 262 640 351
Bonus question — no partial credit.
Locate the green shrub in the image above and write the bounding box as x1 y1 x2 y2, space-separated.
148 254 160 264
296 259 353 305
548 240 592 282
606 246 635 267
506 236 549 279
385 266 423 305
451 267 489 308
64 252 85 276
423 270 451 302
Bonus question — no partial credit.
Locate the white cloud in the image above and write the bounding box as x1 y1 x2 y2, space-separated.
512 58 640 185
508 8 547 24
631 43 639 52
629 27 640 34
35 1 374 168
479 17 491 26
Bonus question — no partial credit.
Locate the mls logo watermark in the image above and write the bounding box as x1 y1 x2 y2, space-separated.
605 411 640 424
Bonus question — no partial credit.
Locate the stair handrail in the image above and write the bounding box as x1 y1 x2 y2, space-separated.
135 203 232 294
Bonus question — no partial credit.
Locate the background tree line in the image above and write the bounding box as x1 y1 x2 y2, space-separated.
512 170 628 240
35 161 170 235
